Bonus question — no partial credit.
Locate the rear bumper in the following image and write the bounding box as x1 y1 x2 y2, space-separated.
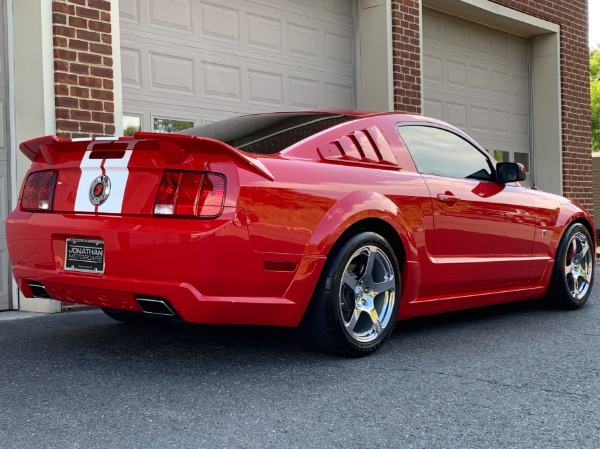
7 209 326 326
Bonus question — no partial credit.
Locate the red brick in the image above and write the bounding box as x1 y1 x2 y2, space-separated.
79 53 102 65
53 2 75 14
53 12 67 25
70 110 92 121
89 0 112 11
76 7 100 20
55 48 77 61
57 119 80 132
70 63 89 75
77 29 101 42
88 20 111 33
54 25 75 38
69 16 87 28
104 124 116 135
79 76 103 88
69 39 89 51
90 67 113 78
69 86 90 98
53 36 68 48
55 72 78 85
54 59 69 71
55 84 69 96
89 43 112 55
79 99 103 110
91 89 113 101
56 96 79 108
92 112 114 123
80 122 105 134
55 108 70 119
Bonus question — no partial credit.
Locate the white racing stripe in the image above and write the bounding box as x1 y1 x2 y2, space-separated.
99 151 133 213
74 150 133 214
74 151 102 213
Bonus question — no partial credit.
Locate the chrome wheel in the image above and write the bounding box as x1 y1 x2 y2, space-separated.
338 245 396 343
546 223 594 310
564 231 593 300
298 232 401 356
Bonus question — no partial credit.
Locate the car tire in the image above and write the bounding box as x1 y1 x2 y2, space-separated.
545 223 595 309
101 308 169 325
299 232 401 356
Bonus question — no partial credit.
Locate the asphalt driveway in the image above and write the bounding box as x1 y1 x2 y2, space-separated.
1 291 599 449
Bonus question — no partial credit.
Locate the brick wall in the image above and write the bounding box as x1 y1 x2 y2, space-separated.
490 1 592 211
391 0 422 114
52 0 115 139
592 154 600 232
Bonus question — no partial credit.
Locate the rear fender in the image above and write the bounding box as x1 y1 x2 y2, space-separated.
305 190 417 262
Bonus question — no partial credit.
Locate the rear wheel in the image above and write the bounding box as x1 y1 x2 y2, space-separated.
299 232 401 356
546 223 594 309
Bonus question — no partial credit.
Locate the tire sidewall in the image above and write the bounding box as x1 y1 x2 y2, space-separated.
552 223 594 308
324 232 401 354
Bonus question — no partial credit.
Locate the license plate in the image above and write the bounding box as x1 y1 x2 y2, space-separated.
65 238 105 274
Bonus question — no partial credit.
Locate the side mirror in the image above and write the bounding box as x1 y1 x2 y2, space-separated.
496 162 526 183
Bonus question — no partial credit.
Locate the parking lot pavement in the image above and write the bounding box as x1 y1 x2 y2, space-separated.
1 291 600 449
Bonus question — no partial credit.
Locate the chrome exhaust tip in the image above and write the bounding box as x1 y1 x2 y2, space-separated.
136 297 177 317
29 281 52 299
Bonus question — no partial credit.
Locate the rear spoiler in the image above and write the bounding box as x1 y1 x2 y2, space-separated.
19 133 275 181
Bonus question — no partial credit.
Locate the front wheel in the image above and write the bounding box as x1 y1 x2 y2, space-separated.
299 232 401 356
545 223 595 309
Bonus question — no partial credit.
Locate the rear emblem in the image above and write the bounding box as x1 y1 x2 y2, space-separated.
89 175 111 206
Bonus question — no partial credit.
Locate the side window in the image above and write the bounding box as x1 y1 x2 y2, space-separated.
397 125 493 181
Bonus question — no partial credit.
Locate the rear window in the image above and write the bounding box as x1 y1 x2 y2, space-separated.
180 113 355 154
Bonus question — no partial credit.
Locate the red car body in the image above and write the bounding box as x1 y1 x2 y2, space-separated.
7 111 595 353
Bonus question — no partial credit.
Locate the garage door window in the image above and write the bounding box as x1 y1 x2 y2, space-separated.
153 118 195 134
123 115 142 136
398 125 493 181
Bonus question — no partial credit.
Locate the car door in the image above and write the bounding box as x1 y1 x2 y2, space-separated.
397 124 538 301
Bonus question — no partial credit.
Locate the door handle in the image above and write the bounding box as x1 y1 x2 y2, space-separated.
437 193 460 203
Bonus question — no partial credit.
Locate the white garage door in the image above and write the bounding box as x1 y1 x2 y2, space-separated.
423 9 531 178
0 0 10 310
120 0 356 132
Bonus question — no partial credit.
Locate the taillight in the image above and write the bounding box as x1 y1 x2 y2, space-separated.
154 171 226 218
22 170 57 211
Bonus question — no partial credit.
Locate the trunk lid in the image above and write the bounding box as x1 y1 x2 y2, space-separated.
19 133 273 215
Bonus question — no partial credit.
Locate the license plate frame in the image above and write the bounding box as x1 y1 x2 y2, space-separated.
65 238 105 274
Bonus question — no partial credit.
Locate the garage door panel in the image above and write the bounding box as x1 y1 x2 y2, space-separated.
248 70 284 107
122 0 355 129
122 1 354 74
247 13 282 52
289 77 320 109
150 52 196 95
425 90 529 144
199 2 240 42
121 47 142 88
424 9 530 168
150 0 193 34
120 0 141 23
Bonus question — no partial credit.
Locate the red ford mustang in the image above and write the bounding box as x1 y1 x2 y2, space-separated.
7 111 595 356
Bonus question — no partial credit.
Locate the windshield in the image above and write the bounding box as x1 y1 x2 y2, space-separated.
180 113 355 154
